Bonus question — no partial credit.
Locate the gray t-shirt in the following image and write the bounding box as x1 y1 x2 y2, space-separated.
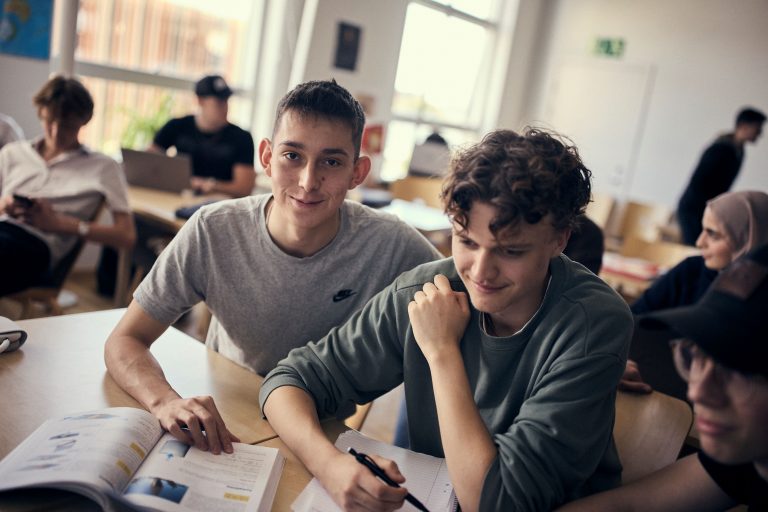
134 194 441 375
260 255 633 511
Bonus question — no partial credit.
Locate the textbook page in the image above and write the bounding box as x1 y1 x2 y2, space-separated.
0 407 163 509
123 433 284 512
292 430 456 512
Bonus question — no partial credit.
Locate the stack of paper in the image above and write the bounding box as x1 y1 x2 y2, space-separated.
292 430 457 512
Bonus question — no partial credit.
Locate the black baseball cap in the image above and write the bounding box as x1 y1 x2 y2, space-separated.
640 244 768 377
194 75 233 99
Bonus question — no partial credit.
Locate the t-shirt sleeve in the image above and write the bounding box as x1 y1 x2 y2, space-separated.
233 128 255 166
133 210 211 325
259 278 407 418
480 302 631 511
153 118 180 150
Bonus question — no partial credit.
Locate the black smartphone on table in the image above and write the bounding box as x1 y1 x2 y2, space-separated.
12 194 35 208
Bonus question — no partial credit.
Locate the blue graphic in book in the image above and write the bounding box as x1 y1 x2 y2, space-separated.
125 477 188 503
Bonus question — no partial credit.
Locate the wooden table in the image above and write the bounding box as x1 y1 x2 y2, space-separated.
599 252 660 302
0 309 363 511
0 309 275 460
113 187 226 307
380 198 453 256
258 421 350 511
128 186 201 232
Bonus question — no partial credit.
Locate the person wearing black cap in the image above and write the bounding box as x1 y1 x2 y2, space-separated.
150 74 255 198
558 244 768 511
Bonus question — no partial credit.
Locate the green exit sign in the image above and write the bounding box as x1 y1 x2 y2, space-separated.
594 37 625 58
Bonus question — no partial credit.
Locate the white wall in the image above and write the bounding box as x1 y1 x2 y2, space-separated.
0 54 50 138
290 0 409 179
292 0 407 123
501 0 768 208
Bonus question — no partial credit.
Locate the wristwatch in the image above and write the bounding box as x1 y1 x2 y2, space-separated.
77 220 91 237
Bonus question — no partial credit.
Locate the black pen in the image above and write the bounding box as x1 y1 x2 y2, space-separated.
347 447 430 512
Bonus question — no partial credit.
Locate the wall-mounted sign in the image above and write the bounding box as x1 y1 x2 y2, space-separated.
334 22 362 72
593 37 625 58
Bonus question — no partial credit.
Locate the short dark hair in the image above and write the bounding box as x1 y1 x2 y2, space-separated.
273 80 366 158
33 75 94 126
736 107 766 126
442 128 592 235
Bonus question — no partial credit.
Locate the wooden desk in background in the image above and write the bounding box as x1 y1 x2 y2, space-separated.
599 252 659 302
0 309 274 461
114 187 225 306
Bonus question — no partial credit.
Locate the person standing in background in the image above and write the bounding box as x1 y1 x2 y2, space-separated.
151 75 255 198
677 107 765 245
0 113 23 150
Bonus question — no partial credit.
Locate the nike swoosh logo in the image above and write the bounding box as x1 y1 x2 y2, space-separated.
333 289 357 302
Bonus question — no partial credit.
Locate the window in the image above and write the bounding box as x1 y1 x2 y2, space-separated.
380 0 503 181
62 0 262 155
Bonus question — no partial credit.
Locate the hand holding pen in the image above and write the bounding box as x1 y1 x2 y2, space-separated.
348 447 431 512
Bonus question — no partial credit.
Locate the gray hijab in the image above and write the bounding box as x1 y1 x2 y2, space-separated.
707 190 768 259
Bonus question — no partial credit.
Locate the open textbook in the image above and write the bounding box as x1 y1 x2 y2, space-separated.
292 430 457 512
0 407 284 512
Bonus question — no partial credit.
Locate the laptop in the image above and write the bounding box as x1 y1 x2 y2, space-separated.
121 148 192 193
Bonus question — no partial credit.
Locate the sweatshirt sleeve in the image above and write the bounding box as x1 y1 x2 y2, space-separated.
631 257 698 314
259 276 410 417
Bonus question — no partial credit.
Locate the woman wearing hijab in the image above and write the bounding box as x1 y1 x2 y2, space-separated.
631 190 768 314
622 190 768 393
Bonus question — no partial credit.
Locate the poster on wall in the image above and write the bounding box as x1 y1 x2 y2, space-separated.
334 22 361 71
0 0 53 60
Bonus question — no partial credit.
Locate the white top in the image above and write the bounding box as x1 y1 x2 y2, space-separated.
0 139 131 264
0 114 23 150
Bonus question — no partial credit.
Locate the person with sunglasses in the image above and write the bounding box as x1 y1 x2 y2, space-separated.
558 244 768 511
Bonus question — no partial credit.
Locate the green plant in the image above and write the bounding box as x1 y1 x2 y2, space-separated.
120 94 174 149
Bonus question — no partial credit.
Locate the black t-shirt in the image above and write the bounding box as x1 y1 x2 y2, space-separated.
699 452 768 510
153 115 254 181
679 134 744 213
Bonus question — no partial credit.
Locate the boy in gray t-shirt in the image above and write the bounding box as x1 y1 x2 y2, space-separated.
104 80 440 455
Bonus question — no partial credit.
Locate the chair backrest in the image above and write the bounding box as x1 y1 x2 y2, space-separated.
6 199 106 317
389 176 445 209
619 236 700 270
616 200 673 242
613 390 693 484
585 192 615 230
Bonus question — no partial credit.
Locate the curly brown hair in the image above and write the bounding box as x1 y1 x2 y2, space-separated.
442 128 592 235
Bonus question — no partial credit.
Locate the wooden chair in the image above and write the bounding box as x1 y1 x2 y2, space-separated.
585 191 615 230
613 390 693 484
619 236 700 270
389 176 445 209
6 202 105 318
616 200 673 243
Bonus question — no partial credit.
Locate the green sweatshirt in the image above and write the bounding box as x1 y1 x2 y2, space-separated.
260 255 633 511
